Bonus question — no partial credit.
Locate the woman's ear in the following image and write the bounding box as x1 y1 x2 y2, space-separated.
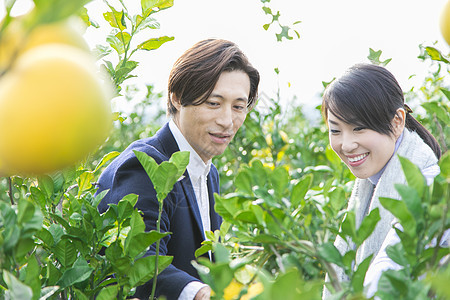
392 108 406 138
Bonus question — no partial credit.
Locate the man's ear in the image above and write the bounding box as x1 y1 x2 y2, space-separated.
392 108 406 138
170 93 182 111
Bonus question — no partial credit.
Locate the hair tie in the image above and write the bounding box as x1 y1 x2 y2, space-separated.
404 104 413 114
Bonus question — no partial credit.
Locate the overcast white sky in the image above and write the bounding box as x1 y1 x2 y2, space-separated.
3 0 450 114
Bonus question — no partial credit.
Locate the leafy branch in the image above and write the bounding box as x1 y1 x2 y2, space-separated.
260 0 301 42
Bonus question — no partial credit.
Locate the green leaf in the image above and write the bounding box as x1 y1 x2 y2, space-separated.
235 171 253 194
395 184 424 224
398 155 426 196
38 175 54 198
213 243 231 264
276 25 293 42
94 151 120 173
141 0 174 16
424 46 450 63
17 198 35 224
262 6 272 14
134 15 159 33
235 210 258 224
56 263 93 289
53 239 77 267
3 270 33 300
367 48 392 66
77 171 94 195
439 151 450 178
128 255 173 286
252 234 280 244
385 243 409 267
103 9 126 31
137 36 175 51
96 284 119 300
341 211 357 241
40 286 59 300
33 0 89 23
125 230 170 258
379 197 416 237
317 242 344 268
106 34 124 55
134 150 188 200
115 31 131 46
329 186 347 211
24 254 41 298
355 208 381 245
195 243 213 258
440 88 450 101
377 269 408 298
169 151 190 179
421 101 450 124
36 228 54 246
291 174 312 207
45 262 62 286
352 254 373 293
15 238 36 258
270 268 302 300
117 194 138 222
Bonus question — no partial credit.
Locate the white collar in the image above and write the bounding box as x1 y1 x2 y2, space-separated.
168 119 211 182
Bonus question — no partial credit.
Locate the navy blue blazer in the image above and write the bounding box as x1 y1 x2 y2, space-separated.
96 123 222 299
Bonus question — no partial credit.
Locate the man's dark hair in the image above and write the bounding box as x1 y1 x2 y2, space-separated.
167 39 260 116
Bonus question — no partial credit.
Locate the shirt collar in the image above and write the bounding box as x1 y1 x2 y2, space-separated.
369 131 404 185
168 119 211 182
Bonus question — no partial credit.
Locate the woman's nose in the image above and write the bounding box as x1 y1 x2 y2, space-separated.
341 133 358 153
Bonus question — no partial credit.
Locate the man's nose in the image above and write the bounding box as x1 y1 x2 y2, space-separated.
216 106 234 128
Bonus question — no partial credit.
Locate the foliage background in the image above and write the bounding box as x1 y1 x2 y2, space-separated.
0 0 449 299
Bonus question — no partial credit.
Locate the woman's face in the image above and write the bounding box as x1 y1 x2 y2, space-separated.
327 110 404 179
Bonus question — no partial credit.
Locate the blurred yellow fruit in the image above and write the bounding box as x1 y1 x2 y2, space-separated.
0 17 89 71
242 282 264 300
223 280 243 300
0 44 112 175
440 0 450 45
223 279 264 300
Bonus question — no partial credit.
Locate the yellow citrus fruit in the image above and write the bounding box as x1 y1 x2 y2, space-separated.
440 0 450 45
0 44 113 175
0 17 89 71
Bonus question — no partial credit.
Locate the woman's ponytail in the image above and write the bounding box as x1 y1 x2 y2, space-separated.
405 113 442 159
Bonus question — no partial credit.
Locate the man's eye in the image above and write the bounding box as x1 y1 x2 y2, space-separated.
207 101 219 107
354 127 367 132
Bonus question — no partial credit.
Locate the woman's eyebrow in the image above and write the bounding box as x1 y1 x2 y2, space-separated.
328 119 339 125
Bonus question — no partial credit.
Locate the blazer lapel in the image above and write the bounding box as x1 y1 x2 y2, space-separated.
179 173 205 239
207 173 222 231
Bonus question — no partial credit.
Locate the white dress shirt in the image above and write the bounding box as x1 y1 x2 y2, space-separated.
168 120 211 300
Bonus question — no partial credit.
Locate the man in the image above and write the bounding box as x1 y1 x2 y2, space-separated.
96 39 260 299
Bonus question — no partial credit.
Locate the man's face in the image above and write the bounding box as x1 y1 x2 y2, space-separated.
172 70 251 162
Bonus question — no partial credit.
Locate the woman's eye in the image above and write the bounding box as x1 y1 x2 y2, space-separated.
330 129 340 134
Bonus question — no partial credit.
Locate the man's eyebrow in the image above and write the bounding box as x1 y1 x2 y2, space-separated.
210 93 248 102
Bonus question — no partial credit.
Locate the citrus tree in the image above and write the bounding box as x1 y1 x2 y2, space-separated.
0 0 449 299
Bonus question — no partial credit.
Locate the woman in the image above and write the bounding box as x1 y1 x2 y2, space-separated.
321 63 442 298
